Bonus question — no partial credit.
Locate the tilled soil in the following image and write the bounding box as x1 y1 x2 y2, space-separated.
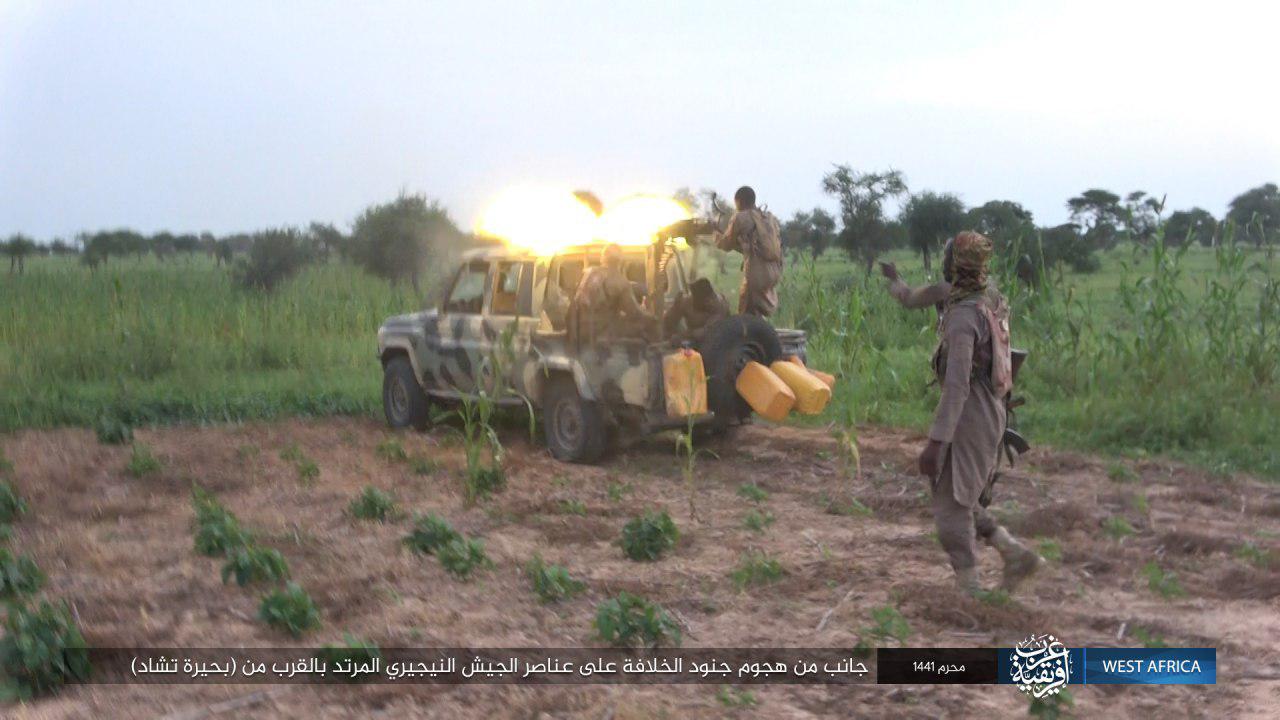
2 417 1278 718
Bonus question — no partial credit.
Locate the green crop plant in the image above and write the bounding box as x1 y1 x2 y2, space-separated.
0 601 90 699
317 634 382 682
221 545 290 586
191 490 251 556
0 549 44 597
1035 538 1063 563
348 486 399 522
375 438 407 463
674 381 716 521
94 415 133 445
1106 462 1136 483
730 550 784 590
436 537 491 579
0 480 28 524
716 686 758 708
1141 561 1186 600
736 483 768 503
125 443 161 477
1102 515 1135 540
526 554 586 603
1132 626 1168 648
1028 688 1074 720
620 510 679 561
1234 542 1274 568
559 499 587 516
742 508 775 533
594 592 681 648
410 457 439 475
856 604 911 649
403 513 460 555
259 583 321 637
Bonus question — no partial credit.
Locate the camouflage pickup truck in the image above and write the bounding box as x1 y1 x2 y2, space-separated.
377 231 806 463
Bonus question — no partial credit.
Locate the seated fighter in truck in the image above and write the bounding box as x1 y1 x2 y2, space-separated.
568 244 657 349
663 278 729 341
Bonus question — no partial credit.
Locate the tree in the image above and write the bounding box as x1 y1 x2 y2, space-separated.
1121 191 1164 245
231 228 315 292
899 191 966 271
3 234 37 274
780 208 837 259
1164 208 1218 247
349 193 461 292
821 165 908 272
1067 189 1122 249
1226 182 1280 247
306 222 347 261
1039 223 1099 273
49 239 77 256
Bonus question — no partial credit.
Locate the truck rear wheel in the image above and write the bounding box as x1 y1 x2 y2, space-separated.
383 355 430 431
698 315 783 430
543 375 607 463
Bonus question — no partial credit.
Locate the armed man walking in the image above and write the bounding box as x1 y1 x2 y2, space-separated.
716 186 783 317
917 231 1043 595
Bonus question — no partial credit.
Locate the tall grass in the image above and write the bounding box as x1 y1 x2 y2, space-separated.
3 239 1278 478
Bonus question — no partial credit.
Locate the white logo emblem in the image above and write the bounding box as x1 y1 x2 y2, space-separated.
1010 634 1072 698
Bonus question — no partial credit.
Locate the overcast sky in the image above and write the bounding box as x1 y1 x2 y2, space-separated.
2 0 1277 239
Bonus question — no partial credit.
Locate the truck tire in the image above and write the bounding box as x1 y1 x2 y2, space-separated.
383 355 430 431
697 315 783 430
543 375 607 463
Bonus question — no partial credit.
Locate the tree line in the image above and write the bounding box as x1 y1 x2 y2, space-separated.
778 171 1279 275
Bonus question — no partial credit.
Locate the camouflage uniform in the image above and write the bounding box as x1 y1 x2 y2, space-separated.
927 232 1041 594
570 264 655 347
717 209 783 317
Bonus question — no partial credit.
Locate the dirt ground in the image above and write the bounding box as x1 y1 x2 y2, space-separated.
2 417 1278 719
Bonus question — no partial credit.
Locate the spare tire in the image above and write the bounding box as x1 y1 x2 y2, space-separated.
697 314 783 429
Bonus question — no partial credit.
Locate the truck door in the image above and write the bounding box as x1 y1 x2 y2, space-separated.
478 260 537 396
431 259 490 392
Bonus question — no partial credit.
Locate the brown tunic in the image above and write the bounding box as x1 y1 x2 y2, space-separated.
928 297 1006 508
717 209 782 316
569 265 653 346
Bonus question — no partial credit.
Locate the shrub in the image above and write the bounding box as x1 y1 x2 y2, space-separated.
348 486 399 522
349 193 460 291
94 415 133 445
730 551 784 590
259 583 321 637
231 228 314 292
736 483 769 503
620 511 679 561
0 549 44 597
0 480 28 524
125 443 161 477
594 592 681 648
437 537 491 579
526 554 585 603
221 546 290 586
403 513 460 555
192 493 252 557
317 634 382 682
0 601 90 699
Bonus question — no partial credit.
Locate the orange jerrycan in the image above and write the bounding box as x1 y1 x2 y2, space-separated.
734 360 795 422
663 348 708 417
771 360 832 415
788 355 836 390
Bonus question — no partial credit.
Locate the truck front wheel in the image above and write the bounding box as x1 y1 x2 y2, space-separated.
383 355 430 431
543 375 607 463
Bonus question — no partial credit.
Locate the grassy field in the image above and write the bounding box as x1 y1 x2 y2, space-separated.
3 241 1279 477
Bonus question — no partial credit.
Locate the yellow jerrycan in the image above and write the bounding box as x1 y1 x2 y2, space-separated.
788 355 836 390
771 360 832 415
734 360 795 422
663 348 708 417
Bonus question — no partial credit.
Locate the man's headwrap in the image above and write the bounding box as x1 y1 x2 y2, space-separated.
947 230 992 301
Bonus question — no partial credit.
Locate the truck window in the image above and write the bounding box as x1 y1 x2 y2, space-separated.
444 261 488 314
491 262 521 316
516 261 535 316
